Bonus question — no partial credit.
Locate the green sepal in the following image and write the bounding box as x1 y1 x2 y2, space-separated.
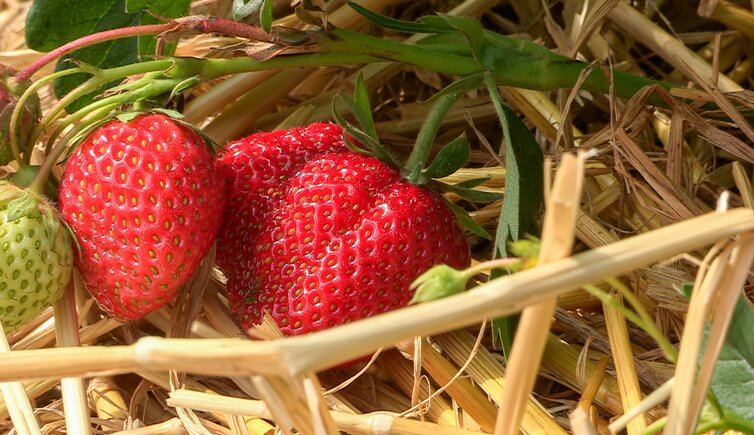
456 176 491 189
436 14 485 65
6 193 39 222
61 116 116 162
115 112 142 123
442 197 491 239
421 73 484 104
423 135 470 179
508 238 541 261
331 101 373 155
432 180 502 203
404 163 422 184
0 182 24 205
347 2 455 33
9 165 42 190
40 205 60 235
260 0 274 33
168 76 200 101
409 264 469 304
150 108 185 120
337 73 379 142
332 74 399 167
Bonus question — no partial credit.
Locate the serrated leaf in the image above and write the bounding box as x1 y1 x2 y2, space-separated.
443 198 491 240
486 74 544 352
708 297 754 421
347 2 455 33
6 194 39 222
27 0 188 111
424 136 470 179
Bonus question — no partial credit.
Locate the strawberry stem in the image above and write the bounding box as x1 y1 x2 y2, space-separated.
29 74 185 195
405 93 462 182
31 60 174 149
167 52 383 78
463 258 523 278
9 68 82 165
15 17 275 84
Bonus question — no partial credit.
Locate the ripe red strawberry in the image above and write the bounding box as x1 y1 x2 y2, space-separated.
58 114 225 320
216 123 469 336
215 123 348 275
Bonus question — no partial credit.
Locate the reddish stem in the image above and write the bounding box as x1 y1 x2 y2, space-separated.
16 16 274 84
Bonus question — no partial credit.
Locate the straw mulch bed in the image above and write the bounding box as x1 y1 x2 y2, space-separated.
2 0 754 434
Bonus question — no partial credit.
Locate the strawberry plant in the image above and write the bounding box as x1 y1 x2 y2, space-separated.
2 1 754 434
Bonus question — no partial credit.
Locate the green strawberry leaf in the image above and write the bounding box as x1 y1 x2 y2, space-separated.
485 74 544 352
26 0 189 111
6 193 39 222
707 296 754 422
127 0 191 59
424 135 470 179
443 197 491 240
347 2 455 33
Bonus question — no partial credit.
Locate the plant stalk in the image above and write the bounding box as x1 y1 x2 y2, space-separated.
16 16 274 83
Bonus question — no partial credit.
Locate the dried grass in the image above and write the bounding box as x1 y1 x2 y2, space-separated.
2 0 754 433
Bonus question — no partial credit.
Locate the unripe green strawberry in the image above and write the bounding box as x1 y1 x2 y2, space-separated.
0 65 41 166
0 182 73 332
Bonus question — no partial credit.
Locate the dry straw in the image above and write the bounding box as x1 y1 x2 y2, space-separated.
3 0 754 433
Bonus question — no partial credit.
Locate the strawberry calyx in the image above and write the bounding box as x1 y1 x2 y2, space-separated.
333 72 499 239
